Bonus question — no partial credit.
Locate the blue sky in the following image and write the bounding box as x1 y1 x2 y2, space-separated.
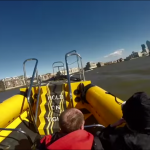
0 1 150 79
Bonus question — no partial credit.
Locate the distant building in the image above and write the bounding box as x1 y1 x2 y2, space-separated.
125 51 142 61
3 77 14 89
85 62 97 70
0 79 5 91
104 61 113 65
40 73 53 81
117 58 124 62
146 40 150 52
12 76 25 87
97 62 104 67
113 60 117 63
141 43 149 56
69 68 79 74
141 44 148 53
56 68 79 75
132 51 143 57
18 75 24 80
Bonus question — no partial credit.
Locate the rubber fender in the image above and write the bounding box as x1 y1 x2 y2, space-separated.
0 95 29 128
85 85 123 125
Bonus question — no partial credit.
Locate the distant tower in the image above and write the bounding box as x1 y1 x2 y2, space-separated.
146 40 150 52
141 44 147 53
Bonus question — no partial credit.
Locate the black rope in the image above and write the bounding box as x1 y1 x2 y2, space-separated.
105 91 122 105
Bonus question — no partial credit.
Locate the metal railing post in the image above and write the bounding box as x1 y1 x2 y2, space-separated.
65 50 85 107
23 58 39 133
52 61 65 75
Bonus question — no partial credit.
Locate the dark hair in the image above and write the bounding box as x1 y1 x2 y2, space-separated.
122 92 150 132
59 108 84 133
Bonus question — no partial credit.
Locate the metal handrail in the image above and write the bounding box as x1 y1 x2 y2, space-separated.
23 59 39 86
84 124 105 128
0 128 33 146
67 53 85 81
23 58 39 133
35 78 42 124
65 51 85 107
52 61 65 75
65 50 80 78
65 50 84 80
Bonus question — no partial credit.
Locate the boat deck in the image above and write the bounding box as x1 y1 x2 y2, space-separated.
0 121 39 150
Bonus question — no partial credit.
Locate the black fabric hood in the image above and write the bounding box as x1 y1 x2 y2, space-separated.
122 92 150 132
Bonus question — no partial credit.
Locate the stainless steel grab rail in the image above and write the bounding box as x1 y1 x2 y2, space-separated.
23 58 39 133
23 59 39 86
34 77 42 125
65 50 85 107
65 50 81 78
52 61 65 75
84 124 105 128
66 53 85 81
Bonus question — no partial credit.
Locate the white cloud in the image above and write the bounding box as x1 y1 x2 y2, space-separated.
104 49 124 58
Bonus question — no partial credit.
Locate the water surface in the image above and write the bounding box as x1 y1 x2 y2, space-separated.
0 56 150 102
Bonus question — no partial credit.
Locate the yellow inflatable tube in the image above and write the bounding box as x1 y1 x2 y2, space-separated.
85 85 123 126
0 95 29 128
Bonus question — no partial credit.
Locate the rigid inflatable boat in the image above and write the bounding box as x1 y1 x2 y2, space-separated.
0 50 123 150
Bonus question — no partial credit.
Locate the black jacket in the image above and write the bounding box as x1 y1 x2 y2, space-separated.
99 125 150 150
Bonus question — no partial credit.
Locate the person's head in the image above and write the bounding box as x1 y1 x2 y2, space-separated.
59 108 85 134
122 92 150 132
